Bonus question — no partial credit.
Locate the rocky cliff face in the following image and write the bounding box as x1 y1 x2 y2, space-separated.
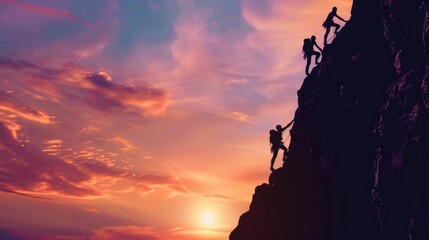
230 0 429 239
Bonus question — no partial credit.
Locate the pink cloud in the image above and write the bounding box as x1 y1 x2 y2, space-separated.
84 72 169 116
0 58 183 198
0 0 87 24
0 118 191 198
0 57 170 116
0 2 119 62
0 121 100 197
171 10 217 79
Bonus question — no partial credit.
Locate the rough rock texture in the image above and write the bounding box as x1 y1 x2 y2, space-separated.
230 0 429 239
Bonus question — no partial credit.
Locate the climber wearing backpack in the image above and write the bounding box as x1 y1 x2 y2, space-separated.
303 35 323 75
269 119 294 171
323 7 348 45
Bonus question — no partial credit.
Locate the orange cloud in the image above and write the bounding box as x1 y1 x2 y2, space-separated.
84 71 170 116
0 120 191 198
110 137 134 152
0 57 170 117
0 91 53 124
91 225 228 240
203 193 235 200
0 104 52 124
92 226 160 240
0 119 20 140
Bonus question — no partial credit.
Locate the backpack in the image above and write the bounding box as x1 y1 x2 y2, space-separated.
269 130 280 144
302 38 313 59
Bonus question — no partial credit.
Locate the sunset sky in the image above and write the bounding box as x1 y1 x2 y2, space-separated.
0 0 352 239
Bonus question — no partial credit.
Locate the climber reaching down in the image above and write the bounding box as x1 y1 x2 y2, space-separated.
269 119 294 171
303 35 323 75
323 7 348 45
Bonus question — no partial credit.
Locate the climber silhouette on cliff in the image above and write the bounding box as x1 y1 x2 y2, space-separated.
269 119 294 171
323 7 348 45
303 35 323 75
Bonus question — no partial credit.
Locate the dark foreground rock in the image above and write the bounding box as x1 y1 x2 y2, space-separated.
231 0 429 239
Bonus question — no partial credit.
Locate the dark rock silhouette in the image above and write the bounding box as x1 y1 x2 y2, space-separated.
230 0 429 239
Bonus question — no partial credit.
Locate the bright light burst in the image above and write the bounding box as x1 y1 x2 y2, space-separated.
201 212 216 226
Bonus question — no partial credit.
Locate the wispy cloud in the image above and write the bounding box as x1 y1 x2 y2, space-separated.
92 226 160 240
0 121 100 197
203 193 235 200
0 0 87 24
0 56 179 197
0 120 189 198
0 57 170 116
84 71 169 116
91 225 228 240
0 91 53 124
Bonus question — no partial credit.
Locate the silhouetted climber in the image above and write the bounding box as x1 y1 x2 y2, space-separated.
323 7 348 45
303 36 323 75
269 119 294 171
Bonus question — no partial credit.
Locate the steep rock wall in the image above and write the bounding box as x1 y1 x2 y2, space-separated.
230 0 429 239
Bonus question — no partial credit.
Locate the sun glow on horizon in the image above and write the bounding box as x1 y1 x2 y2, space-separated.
200 211 216 227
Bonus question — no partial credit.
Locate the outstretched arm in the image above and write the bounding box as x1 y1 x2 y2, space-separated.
282 119 295 131
335 14 347 22
315 42 323 53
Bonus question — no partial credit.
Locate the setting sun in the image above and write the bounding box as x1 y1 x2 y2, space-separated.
201 212 216 226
